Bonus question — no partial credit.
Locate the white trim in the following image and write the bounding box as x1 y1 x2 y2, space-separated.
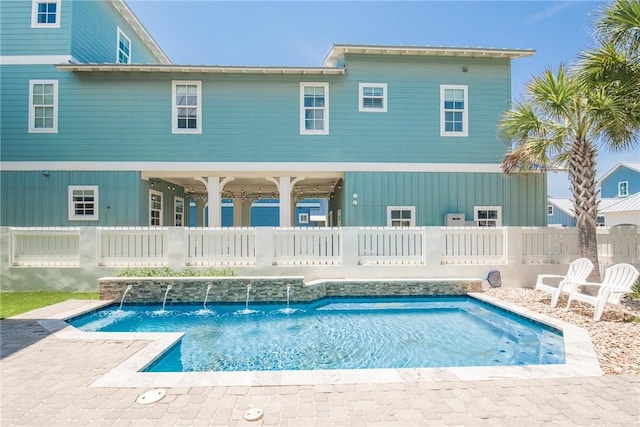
618 181 629 197
387 206 416 227
0 161 505 174
300 82 329 135
149 190 163 226
31 0 61 28
0 55 76 65
28 79 58 133
359 83 387 112
116 27 131 64
57 64 344 75
473 206 502 227
68 185 98 221
174 196 184 226
596 162 640 183
440 85 468 137
547 205 554 216
172 81 202 134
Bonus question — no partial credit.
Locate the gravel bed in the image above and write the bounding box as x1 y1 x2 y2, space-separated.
484 287 640 375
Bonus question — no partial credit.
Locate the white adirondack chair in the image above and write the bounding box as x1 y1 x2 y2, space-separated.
535 258 594 307
566 263 640 321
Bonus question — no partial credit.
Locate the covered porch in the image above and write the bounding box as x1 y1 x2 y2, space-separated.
141 169 344 227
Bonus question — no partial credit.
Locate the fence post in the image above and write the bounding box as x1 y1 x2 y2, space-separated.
342 227 359 274
423 227 442 270
79 227 98 268
506 227 522 267
167 227 186 269
255 228 275 269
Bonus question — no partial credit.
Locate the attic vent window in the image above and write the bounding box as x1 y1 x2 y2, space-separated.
32 0 60 28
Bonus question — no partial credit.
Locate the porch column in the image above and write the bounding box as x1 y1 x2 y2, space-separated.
266 176 304 227
232 198 242 227
197 176 234 227
241 199 252 226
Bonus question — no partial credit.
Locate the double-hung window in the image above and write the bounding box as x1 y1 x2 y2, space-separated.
32 0 60 28
300 83 329 135
440 85 468 137
68 186 98 221
387 206 415 227
474 206 501 227
149 190 163 226
117 27 131 64
174 197 184 226
172 81 202 134
29 80 58 133
359 83 387 112
618 181 628 197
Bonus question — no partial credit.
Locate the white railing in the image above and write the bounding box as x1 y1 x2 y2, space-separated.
97 227 168 267
273 228 341 265
358 227 423 265
441 227 506 264
522 227 580 264
186 227 256 266
9 227 80 267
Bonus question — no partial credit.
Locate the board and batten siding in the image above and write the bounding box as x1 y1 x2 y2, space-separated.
70 0 161 64
340 172 547 226
1 171 143 226
0 0 71 56
600 165 640 198
547 205 576 227
3 54 515 164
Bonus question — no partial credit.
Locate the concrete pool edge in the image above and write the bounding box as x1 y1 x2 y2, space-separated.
35 294 603 388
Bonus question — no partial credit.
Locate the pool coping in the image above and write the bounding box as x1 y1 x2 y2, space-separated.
36 293 603 388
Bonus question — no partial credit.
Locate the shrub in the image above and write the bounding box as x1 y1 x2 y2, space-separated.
115 267 236 277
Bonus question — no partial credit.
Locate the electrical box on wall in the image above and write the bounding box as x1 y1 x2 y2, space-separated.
445 213 466 226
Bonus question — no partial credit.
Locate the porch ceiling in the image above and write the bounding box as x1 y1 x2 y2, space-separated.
142 171 344 199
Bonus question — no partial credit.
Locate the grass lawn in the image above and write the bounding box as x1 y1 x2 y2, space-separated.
0 291 99 319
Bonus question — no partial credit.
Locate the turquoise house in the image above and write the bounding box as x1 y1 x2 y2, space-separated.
1 0 547 228
598 163 640 199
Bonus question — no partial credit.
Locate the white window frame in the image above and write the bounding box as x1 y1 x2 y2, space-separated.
547 205 554 216
68 185 98 221
618 181 629 197
298 213 309 224
387 206 416 227
440 84 468 137
300 82 329 135
474 206 502 227
174 196 184 226
596 215 605 227
172 81 202 134
359 83 387 112
31 0 61 28
116 27 131 64
28 80 58 133
149 190 163 226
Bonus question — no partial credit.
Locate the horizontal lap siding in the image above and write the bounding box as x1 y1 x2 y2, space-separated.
342 172 546 226
2 56 513 164
0 0 71 56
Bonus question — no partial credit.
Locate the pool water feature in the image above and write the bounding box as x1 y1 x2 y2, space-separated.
68 296 565 373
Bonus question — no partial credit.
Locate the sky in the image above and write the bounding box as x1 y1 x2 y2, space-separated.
127 0 639 198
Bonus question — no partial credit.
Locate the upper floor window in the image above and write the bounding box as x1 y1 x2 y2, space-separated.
29 80 58 133
387 206 415 227
117 27 131 64
474 206 501 227
172 81 201 134
300 83 329 135
32 0 60 28
68 186 98 221
359 83 387 112
440 85 468 137
618 181 628 197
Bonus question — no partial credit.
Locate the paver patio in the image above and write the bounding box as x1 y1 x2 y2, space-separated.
1 301 638 426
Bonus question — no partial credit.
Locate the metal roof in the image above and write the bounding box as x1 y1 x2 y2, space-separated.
547 197 623 217
599 192 640 213
56 64 346 75
324 44 535 66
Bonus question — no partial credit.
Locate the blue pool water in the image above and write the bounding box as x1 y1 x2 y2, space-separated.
68 297 565 372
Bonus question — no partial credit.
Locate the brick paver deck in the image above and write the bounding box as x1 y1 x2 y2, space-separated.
1 303 638 426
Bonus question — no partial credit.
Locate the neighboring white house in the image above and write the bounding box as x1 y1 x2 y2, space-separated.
599 192 640 227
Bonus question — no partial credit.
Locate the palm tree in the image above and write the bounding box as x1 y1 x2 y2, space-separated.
499 0 639 282
499 66 610 280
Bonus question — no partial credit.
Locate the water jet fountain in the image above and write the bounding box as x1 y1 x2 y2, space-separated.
119 284 132 310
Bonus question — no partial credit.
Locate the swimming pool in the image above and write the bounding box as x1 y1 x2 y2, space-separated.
68 296 565 373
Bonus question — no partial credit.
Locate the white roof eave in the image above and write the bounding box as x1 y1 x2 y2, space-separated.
56 64 346 75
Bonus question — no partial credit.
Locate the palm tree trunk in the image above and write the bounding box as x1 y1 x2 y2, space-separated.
568 139 601 281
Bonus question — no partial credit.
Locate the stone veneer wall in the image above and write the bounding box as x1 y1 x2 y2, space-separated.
99 277 483 304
